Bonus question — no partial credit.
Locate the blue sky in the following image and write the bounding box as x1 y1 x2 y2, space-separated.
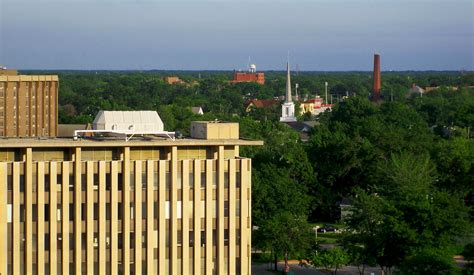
1 0 473 70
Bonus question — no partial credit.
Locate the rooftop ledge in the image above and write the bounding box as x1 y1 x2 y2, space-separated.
0 137 263 148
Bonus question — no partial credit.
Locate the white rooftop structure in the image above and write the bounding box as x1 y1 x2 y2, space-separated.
74 111 174 141
93 111 164 132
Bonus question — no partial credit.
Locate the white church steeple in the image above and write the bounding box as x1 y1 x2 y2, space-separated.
280 60 297 122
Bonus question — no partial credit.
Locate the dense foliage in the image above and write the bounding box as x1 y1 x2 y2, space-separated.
34 69 474 273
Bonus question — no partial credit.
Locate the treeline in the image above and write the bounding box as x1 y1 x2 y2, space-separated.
43 69 474 273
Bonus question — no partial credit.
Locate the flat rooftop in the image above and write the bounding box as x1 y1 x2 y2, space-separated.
0 137 263 148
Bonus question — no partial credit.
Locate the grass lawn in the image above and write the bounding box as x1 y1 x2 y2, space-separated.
316 232 341 244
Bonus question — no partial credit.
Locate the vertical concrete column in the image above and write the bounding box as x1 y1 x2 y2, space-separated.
193 160 201 275
123 147 131 275
37 162 45 275
146 160 155 274
0 163 7 275
205 159 213 274
171 146 178 274
74 147 82 275
182 160 190 274
135 161 143 275
228 159 236 274
247 159 252 275
218 146 225 274
13 163 21 274
158 160 166 274
25 148 33 274
99 161 106 275
50 162 58 275
240 160 249 275
110 161 119 274
86 161 94 274
62 162 70 275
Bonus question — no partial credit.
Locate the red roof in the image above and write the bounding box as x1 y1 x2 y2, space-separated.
245 99 278 109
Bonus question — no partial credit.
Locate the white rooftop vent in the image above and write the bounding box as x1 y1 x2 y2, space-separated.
93 111 164 132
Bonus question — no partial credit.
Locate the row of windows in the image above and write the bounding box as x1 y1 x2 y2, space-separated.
7 170 243 192
5 229 243 252
6 199 245 223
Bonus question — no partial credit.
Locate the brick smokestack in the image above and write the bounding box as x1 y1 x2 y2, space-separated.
372 54 381 102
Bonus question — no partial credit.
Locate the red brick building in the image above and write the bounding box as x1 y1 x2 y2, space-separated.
231 71 265 85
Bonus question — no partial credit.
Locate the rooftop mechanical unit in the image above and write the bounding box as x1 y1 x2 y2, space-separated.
74 111 175 141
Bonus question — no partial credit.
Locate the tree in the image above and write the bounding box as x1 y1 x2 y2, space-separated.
308 247 349 275
397 248 457 275
257 212 312 273
343 153 471 274
341 238 376 275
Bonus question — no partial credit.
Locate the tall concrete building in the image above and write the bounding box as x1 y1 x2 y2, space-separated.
0 68 59 137
0 121 262 275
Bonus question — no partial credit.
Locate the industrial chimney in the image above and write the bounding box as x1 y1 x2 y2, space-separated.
372 54 381 102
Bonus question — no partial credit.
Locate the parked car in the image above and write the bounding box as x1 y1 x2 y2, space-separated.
317 225 338 233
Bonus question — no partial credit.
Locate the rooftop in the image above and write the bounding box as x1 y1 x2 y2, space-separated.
0 136 263 148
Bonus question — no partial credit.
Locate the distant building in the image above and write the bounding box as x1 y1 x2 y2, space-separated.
231 64 265 85
0 67 58 137
244 99 278 113
164 76 185 85
191 106 204 115
300 96 333 116
339 197 354 221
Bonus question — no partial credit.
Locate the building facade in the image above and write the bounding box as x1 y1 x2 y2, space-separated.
0 128 261 275
0 69 58 137
299 97 333 116
231 72 265 85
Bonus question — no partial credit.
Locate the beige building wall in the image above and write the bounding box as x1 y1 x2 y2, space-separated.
190 121 239 140
0 74 59 137
0 140 258 275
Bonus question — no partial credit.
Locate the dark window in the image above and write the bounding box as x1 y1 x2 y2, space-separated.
81 204 86 221
45 204 50 221
106 174 111 191
201 231 205 246
224 201 229 217
236 172 241 188
189 231 194 247
200 172 206 188
118 174 123 191
45 175 50 191
224 229 229 246
69 207 74 221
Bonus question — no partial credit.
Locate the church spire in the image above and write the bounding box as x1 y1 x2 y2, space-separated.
280 57 297 122
286 62 292 103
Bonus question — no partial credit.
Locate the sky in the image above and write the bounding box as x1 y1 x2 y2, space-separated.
0 0 473 71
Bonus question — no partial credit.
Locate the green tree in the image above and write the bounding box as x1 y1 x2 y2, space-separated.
257 212 312 273
308 247 349 275
344 153 470 274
